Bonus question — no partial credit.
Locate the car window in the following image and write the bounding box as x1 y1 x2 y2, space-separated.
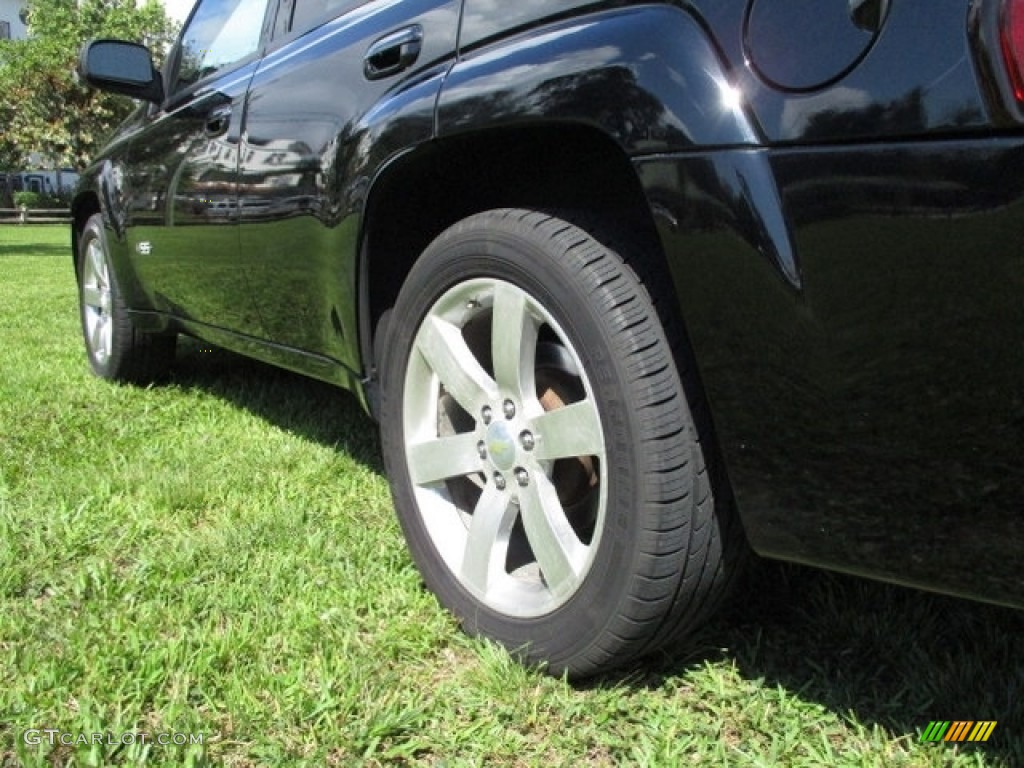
277 0 367 39
174 0 269 93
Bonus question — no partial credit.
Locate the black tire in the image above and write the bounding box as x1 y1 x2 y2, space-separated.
379 209 742 678
77 213 175 383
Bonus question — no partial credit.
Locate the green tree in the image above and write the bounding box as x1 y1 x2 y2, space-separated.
0 0 177 171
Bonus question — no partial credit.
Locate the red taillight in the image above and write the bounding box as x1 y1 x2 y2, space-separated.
1001 0 1024 102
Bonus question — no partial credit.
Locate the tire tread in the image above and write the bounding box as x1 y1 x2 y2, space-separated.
382 207 746 678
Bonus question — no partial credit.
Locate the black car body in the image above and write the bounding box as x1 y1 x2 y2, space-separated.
73 0 1024 676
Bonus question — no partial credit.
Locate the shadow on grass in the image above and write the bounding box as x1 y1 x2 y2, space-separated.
168 336 384 473
163 336 1023 763
639 558 1024 764
0 240 69 258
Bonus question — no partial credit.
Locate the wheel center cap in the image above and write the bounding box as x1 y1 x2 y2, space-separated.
485 421 517 471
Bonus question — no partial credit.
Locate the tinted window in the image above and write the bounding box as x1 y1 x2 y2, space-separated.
283 0 365 38
175 0 268 92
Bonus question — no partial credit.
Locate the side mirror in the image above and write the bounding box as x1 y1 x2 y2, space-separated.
79 39 164 104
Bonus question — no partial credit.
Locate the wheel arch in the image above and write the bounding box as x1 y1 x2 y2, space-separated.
359 122 667 395
70 190 101 276
357 123 741 520
358 0 781 395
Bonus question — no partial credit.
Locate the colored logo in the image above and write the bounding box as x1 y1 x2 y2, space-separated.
921 721 997 743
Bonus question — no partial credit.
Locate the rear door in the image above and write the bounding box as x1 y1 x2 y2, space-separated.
125 0 272 336
235 0 461 370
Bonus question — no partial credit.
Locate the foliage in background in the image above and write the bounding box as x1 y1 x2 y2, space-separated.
11 190 68 209
0 0 178 171
11 191 41 209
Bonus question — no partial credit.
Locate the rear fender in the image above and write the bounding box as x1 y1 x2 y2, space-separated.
438 5 760 154
437 5 798 288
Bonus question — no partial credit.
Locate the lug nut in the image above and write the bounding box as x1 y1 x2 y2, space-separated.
493 472 507 491
477 441 487 460
481 406 493 425
519 431 535 451
515 468 530 487
503 399 516 420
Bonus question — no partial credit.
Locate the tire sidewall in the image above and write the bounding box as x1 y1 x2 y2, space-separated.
380 218 675 669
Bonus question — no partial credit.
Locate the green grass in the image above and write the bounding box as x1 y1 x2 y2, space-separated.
1 224 1022 767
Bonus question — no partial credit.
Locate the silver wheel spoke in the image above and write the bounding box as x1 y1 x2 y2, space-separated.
519 471 587 593
99 319 112 357
82 237 115 361
491 282 537 402
88 241 106 284
415 315 496 416
461 482 516 594
82 284 105 309
532 399 604 460
407 433 483 485
90 317 106 356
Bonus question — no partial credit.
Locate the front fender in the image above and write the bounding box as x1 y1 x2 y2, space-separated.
438 5 761 154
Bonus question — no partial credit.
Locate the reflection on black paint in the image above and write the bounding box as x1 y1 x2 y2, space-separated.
439 5 756 152
744 0 883 92
445 66 690 151
235 0 460 365
654 140 1024 607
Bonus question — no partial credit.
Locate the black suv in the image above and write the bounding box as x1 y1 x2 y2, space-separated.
74 0 1024 677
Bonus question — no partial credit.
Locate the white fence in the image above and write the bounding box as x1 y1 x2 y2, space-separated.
0 207 72 225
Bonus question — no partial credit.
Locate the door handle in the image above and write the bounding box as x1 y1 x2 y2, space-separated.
364 25 423 80
204 106 232 138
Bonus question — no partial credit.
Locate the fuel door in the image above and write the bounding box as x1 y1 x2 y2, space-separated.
744 0 890 92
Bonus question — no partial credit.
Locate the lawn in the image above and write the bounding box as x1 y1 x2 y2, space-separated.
1 224 1022 767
